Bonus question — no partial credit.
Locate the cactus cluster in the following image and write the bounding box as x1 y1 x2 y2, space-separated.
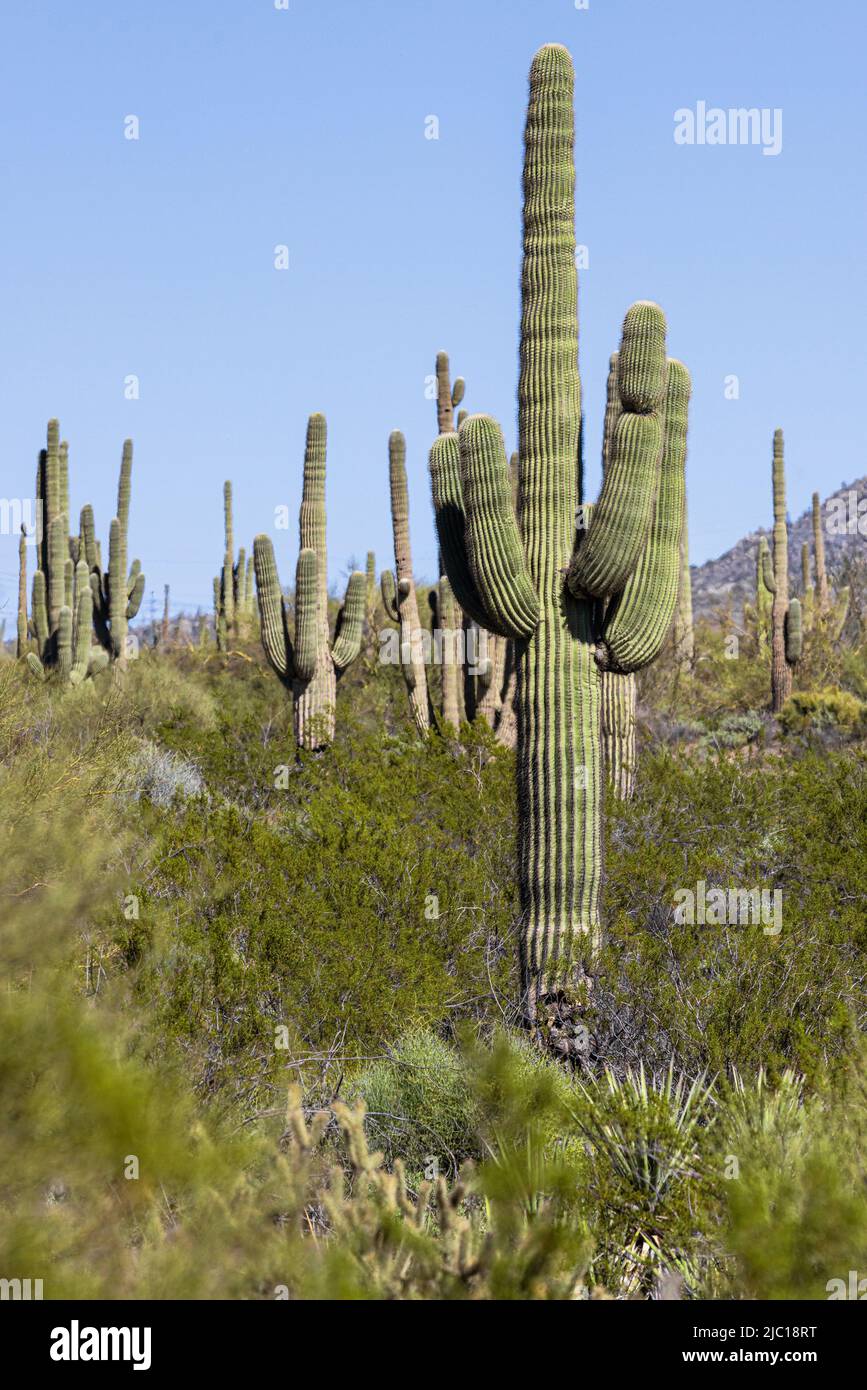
253 414 365 750
23 420 142 683
214 481 254 651
430 46 691 1017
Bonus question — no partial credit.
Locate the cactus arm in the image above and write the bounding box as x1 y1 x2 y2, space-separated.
88 648 109 677
56 605 73 679
597 359 690 673
26 652 46 680
69 579 94 685
253 533 296 686
117 441 133 535
32 570 49 657
566 303 667 600
429 432 512 631
380 568 400 622
90 571 111 650
48 513 67 635
127 558 141 598
127 571 145 620
80 504 99 574
761 544 777 594
457 415 540 640
435 351 455 434
293 548 319 681
785 598 802 664
108 517 127 658
331 571 366 670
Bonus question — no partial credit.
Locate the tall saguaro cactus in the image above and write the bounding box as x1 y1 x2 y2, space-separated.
381 431 430 735
253 414 365 750
761 430 800 711
430 46 690 1021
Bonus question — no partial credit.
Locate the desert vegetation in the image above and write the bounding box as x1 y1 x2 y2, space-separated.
2 41 866 1303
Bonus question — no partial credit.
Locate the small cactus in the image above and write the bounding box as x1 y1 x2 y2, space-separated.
253 414 364 750
763 431 798 711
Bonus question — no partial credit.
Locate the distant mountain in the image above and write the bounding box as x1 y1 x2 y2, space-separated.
691 477 867 619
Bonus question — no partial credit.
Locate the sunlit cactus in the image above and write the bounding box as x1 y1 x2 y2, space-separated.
429 46 691 1022
215 481 255 649
762 431 797 711
24 420 129 683
381 430 430 734
253 414 364 750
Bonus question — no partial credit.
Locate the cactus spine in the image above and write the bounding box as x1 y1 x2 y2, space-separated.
381 431 430 735
762 430 799 710
253 414 364 750
429 47 689 1017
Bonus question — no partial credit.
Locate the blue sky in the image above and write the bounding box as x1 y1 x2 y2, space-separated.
1 0 864 619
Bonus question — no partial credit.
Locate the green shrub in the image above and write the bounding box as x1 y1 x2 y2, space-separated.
779 686 867 736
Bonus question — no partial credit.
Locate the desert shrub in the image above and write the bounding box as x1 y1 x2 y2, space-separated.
132 714 519 1112
711 1064 867 1299
596 746 867 1081
779 686 867 736
127 739 206 807
698 710 765 750
352 1028 481 1177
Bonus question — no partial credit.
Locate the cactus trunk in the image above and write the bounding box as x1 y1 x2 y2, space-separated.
770 430 793 712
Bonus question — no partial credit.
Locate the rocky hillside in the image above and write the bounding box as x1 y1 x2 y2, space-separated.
691 477 867 618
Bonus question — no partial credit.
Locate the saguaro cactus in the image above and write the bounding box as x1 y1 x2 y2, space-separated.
215 481 254 649
431 353 468 730
429 46 689 1022
17 525 28 658
25 420 126 683
811 491 829 615
761 430 799 711
381 431 430 735
800 541 814 633
253 414 365 750
83 438 146 669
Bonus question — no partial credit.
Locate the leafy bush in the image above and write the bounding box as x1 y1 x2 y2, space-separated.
779 686 867 736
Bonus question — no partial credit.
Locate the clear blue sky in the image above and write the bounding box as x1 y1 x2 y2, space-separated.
1 0 864 619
